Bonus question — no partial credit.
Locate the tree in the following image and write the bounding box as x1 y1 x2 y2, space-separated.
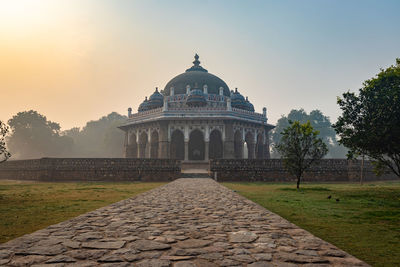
0 121 11 163
275 121 328 189
271 109 347 158
7 110 73 159
63 112 127 157
333 59 400 177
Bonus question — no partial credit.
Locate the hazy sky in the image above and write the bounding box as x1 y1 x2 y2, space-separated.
1 0 399 130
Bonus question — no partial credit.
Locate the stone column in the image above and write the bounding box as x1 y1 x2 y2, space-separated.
205 141 209 161
123 132 128 158
263 130 271 159
184 125 189 161
159 121 169 158
223 120 235 159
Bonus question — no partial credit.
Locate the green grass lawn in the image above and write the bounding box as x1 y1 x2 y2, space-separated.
223 181 400 267
0 180 165 243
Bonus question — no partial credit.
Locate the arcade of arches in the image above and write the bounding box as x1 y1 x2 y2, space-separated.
125 121 270 161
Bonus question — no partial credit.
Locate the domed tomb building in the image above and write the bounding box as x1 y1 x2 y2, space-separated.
119 55 274 161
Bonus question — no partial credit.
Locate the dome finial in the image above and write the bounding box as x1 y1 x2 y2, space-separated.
193 53 200 66
155 87 158 92
186 53 207 72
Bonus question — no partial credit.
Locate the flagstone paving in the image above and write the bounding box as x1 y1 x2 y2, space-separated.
0 178 368 266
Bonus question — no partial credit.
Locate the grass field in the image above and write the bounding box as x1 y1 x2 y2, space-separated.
0 180 165 243
223 181 400 267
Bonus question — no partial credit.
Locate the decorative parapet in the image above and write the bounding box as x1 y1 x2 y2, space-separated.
123 103 268 127
129 107 163 119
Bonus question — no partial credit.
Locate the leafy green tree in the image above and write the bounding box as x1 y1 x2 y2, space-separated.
333 59 400 177
0 121 11 163
275 121 328 189
63 112 127 157
271 109 346 158
7 110 73 159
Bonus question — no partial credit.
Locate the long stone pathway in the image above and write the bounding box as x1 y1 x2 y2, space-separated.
0 178 368 266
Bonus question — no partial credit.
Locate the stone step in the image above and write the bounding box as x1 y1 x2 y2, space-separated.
180 172 210 178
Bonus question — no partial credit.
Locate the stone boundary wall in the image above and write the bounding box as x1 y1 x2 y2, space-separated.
210 159 398 182
0 158 181 182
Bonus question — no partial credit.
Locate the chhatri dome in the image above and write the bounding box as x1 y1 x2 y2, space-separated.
163 54 231 97
121 54 274 162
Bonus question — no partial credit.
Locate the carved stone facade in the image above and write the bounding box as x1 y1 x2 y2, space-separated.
120 55 274 162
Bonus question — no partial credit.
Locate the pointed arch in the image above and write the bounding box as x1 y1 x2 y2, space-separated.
256 133 264 159
170 130 184 160
150 130 159 158
234 130 243 159
139 132 148 158
127 132 138 158
189 129 205 160
209 129 223 159
245 131 255 159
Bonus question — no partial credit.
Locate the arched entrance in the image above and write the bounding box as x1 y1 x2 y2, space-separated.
209 129 223 159
189 129 205 160
245 131 255 159
139 132 148 158
170 130 184 160
256 133 264 159
127 133 137 158
234 130 243 159
150 131 159 158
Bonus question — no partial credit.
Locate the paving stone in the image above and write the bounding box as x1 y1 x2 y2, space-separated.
160 255 194 260
100 263 131 267
192 258 218 267
131 240 171 251
173 261 196 267
321 249 347 257
66 249 107 260
8 255 48 266
198 252 223 260
275 252 330 264
0 249 12 259
0 258 10 265
27 244 67 256
296 249 319 256
253 253 272 261
176 239 213 248
228 253 255 263
229 231 258 243
46 255 77 263
63 241 80 249
136 259 171 267
73 232 103 242
219 258 241 266
0 178 369 266
97 254 124 262
31 264 65 267
248 262 274 267
82 241 126 249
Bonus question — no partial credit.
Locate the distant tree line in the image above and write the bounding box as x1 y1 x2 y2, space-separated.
4 111 126 159
270 109 347 158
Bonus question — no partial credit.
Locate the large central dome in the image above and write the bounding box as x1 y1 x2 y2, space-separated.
163 54 230 96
